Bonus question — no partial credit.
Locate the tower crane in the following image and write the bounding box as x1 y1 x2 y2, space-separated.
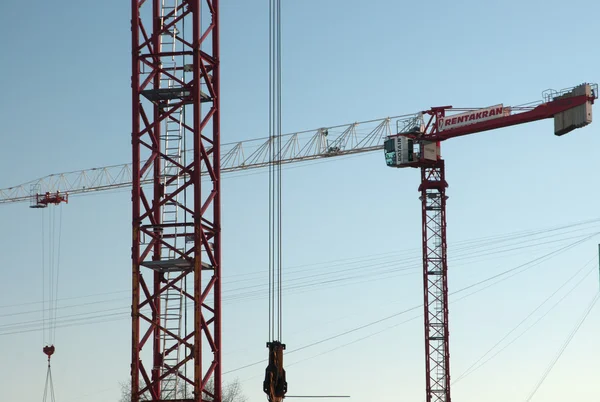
0 83 596 402
383 82 596 402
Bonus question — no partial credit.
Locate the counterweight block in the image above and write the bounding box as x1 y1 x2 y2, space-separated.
553 83 596 136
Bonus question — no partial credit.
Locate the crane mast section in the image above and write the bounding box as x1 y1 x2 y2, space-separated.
420 162 451 402
131 0 221 401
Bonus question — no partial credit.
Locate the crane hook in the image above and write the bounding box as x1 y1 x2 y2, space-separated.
264 341 287 402
43 345 55 362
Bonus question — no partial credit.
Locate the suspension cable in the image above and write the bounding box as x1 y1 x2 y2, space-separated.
268 0 273 341
53 206 63 343
268 0 283 344
39 203 64 402
265 2 287 402
276 0 283 344
41 209 45 344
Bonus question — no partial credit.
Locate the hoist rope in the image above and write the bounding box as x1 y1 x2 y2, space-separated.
268 0 283 342
42 206 63 345
40 204 63 402
41 209 45 343
54 205 63 343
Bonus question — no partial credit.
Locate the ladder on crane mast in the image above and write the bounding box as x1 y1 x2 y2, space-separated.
156 0 186 398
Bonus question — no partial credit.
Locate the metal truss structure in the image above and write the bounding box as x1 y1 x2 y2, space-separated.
419 162 450 402
131 1 221 401
0 116 400 204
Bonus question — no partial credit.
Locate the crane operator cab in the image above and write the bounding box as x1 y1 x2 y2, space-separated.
385 113 439 168
384 135 414 167
384 136 441 168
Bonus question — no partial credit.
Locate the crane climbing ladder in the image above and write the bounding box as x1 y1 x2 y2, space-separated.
156 0 187 398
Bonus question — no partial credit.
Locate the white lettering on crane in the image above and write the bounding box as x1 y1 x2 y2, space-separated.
438 104 507 132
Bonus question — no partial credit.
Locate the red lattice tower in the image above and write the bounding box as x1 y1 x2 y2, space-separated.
131 1 221 401
419 161 450 402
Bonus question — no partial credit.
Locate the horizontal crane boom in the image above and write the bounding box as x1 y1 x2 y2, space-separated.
0 116 400 204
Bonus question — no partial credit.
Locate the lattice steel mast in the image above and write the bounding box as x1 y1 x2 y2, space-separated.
419 161 450 402
131 1 221 401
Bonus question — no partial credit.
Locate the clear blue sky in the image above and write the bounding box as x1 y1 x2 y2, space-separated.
0 1 599 401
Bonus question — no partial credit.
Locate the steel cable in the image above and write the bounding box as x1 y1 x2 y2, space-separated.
268 0 284 343
524 291 599 402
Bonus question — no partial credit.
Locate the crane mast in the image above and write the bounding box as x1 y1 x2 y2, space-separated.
131 1 221 401
419 161 450 402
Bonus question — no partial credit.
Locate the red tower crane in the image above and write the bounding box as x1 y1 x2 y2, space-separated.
0 83 596 402
383 83 597 402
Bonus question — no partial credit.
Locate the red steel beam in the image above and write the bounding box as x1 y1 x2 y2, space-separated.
426 94 594 141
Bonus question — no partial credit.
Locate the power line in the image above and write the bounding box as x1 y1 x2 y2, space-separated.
224 234 595 375
225 231 600 303
3 229 597 339
1 217 595 313
286 261 598 376
226 217 600 284
286 314 422 369
453 259 597 383
0 289 129 310
451 233 598 296
524 291 599 401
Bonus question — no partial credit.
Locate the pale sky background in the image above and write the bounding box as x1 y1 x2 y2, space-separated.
1 1 599 402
